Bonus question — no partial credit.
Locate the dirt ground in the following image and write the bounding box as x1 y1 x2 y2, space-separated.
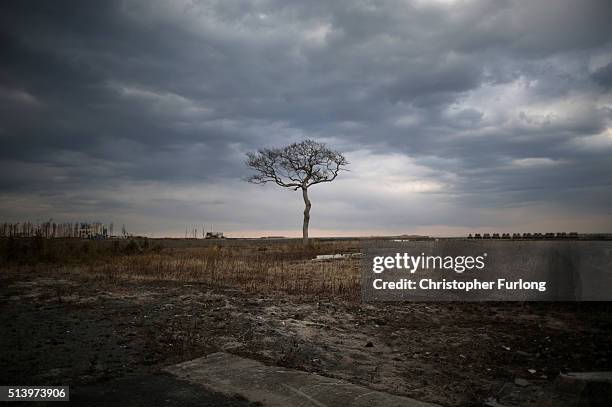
1 267 611 406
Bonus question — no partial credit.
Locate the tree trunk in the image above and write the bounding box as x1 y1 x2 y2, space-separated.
302 187 311 246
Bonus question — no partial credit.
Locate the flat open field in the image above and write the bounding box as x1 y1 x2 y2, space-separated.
1 238 611 406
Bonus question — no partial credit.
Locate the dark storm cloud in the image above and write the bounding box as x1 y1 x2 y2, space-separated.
1 0 611 234
592 62 612 90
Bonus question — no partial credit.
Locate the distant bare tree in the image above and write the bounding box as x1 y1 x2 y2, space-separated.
245 139 349 246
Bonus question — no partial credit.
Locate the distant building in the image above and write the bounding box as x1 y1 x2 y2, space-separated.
205 231 224 239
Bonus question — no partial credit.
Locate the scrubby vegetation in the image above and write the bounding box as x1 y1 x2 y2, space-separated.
0 237 362 300
0 236 161 265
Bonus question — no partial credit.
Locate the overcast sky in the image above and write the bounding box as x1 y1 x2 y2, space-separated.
1 0 612 237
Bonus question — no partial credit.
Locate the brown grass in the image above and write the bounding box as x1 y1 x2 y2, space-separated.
42 240 364 300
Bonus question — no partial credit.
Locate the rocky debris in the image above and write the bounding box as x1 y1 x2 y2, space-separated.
514 378 530 387
483 398 511 407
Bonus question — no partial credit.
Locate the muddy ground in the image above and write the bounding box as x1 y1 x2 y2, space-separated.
1 268 611 406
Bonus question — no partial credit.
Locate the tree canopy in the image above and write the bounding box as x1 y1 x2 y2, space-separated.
245 139 348 190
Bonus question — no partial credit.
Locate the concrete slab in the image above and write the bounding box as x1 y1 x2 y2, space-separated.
70 373 254 406
555 372 612 406
560 372 612 384
313 253 363 261
165 352 439 407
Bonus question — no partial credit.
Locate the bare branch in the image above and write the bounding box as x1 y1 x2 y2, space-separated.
245 139 349 190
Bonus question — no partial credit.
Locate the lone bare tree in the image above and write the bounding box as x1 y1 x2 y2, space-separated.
245 139 349 246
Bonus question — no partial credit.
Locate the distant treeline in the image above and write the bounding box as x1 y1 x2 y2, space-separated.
0 221 127 239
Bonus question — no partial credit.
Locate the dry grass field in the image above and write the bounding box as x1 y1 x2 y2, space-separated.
0 237 363 298
1 237 611 406
84 242 362 300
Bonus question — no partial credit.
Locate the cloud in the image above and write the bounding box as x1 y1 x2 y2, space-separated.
509 158 567 169
0 0 611 235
